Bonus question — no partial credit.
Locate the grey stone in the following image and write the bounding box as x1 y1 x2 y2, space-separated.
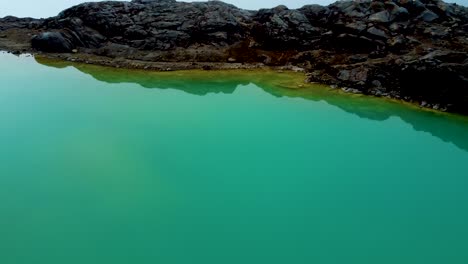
369 11 391 23
367 27 388 39
419 10 439 22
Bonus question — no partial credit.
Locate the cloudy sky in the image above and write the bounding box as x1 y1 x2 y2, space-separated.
0 0 467 18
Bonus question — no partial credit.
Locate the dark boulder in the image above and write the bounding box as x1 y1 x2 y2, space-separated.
391 6 410 21
31 31 75 52
399 61 468 112
371 1 385 13
332 33 385 52
399 0 426 15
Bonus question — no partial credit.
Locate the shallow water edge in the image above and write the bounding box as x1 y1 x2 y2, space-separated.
1 50 465 115
30 51 466 117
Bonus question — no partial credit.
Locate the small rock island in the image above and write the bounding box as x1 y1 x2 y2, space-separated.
0 0 467 113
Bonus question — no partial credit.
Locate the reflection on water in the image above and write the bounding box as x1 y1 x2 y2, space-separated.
1 52 468 264
36 56 468 153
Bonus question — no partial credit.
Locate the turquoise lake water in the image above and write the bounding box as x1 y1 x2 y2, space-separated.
1 52 468 264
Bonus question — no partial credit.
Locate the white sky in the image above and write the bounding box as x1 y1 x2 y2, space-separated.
0 0 467 18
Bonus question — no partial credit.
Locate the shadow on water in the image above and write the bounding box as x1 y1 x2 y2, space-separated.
36 57 468 153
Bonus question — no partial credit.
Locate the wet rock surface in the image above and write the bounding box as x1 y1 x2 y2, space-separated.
0 0 467 113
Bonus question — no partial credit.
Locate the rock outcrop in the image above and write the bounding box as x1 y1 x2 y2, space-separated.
1 0 467 113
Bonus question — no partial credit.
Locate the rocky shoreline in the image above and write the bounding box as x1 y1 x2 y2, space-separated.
1 0 467 113
32 52 307 72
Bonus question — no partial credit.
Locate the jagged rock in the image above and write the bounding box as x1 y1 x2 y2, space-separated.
388 35 407 49
421 50 468 63
391 7 410 21
253 8 321 48
419 9 440 22
345 22 367 33
337 67 368 83
124 26 148 40
334 33 382 52
369 11 392 23
369 6 409 23
423 25 450 38
349 54 368 63
298 5 330 25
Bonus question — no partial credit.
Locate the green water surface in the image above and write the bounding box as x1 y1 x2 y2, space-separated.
1 52 468 264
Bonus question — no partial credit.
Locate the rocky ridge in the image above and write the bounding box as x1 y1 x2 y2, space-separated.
0 0 467 113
